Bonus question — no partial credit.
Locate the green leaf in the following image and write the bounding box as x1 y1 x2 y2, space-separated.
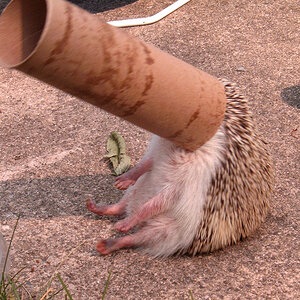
110 156 119 172
114 155 131 176
110 132 126 155
105 132 131 176
106 135 119 158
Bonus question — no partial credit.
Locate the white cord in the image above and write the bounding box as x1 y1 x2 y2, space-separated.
106 0 193 28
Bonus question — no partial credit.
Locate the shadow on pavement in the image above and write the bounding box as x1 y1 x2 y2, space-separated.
281 85 300 109
0 0 138 15
0 0 10 14
68 0 138 13
0 174 124 219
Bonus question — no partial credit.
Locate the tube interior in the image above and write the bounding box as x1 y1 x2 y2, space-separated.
0 0 46 67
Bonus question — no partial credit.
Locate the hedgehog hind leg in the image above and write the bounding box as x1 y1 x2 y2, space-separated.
96 235 138 255
114 158 153 190
96 217 184 257
96 230 153 255
86 198 127 216
138 217 190 257
114 191 167 233
86 186 133 216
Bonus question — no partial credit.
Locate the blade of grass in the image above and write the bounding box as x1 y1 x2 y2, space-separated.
8 267 27 283
1 216 20 283
102 270 112 300
38 239 87 298
188 289 194 300
10 279 21 300
40 288 53 300
1 215 20 295
2 268 35 300
46 287 64 300
2 266 27 292
56 273 73 300
20 284 34 300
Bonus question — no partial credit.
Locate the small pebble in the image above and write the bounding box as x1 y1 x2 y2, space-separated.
1 225 10 231
236 66 246 72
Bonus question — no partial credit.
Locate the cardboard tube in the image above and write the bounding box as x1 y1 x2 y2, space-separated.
0 0 226 151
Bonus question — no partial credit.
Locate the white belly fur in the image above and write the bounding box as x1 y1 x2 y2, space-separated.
124 131 226 257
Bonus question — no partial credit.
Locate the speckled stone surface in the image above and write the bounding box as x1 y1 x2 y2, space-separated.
0 0 299 299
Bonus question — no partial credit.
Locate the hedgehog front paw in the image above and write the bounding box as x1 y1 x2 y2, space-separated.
114 177 136 190
114 218 136 233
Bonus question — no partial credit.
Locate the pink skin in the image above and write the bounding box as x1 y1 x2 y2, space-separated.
86 158 152 216
114 158 152 190
114 193 164 232
86 198 127 216
96 235 138 255
96 192 168 255
88 157 169 255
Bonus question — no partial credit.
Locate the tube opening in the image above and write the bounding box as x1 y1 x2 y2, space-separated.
0 0 47 67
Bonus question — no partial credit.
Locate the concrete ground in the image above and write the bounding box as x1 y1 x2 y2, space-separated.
0 0 299 299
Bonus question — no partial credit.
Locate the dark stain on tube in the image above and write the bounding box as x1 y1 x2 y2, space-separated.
44 4 73 66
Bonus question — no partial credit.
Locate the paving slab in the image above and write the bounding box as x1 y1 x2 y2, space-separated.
0 0 299 299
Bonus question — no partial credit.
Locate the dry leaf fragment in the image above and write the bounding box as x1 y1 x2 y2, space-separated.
105 132 131 175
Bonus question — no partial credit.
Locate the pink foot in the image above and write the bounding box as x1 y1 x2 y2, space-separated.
86 199 126 216
96 239 114 255
114 177 136 190
114 158 153 190
114 218 136 233
86 199 98 212
96 235 136 255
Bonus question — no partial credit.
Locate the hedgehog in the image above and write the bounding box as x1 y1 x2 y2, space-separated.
87 79 274 257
